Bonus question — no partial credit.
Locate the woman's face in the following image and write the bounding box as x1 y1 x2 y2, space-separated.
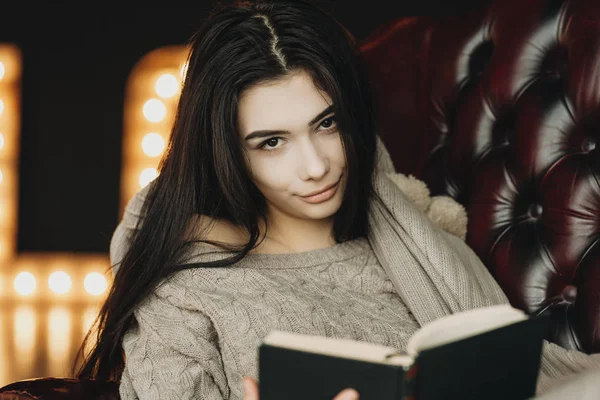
237 69 347 227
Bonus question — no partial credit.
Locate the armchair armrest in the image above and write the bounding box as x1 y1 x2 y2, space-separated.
0 377 119 400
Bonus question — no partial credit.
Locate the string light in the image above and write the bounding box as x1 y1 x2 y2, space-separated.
141 132 166 157
139 167 159 188
122 46 189 229
155 74 179 98
84 272 108 296
142 99 167 122
0 62 5 81
48 271 72 295
14 272 36 296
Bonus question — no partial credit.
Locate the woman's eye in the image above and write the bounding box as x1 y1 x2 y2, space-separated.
320 116 337 130
258 116 337 151
259 137 281 150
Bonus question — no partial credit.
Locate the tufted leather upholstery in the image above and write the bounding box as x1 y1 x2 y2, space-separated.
361 0 600 354
2 0 599 398
0 378 119 399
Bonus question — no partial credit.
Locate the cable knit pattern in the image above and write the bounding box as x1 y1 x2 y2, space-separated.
119 238 421 399
115 135 600 399
121 292 228 399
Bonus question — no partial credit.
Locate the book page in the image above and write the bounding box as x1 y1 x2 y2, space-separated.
263 330 413 366
406 304 527 356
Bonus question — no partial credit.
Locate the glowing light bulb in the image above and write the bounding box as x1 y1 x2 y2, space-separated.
142 132 166 157
155 74 179 98
0 133 5 150
0 169 4 184
0 99 4 117
0 62 5 81
84 272 108 296
142 99 166 122
139 168 159 188
48 271 72 294
14 272 36 296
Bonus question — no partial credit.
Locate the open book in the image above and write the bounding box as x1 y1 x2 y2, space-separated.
259 304 548 400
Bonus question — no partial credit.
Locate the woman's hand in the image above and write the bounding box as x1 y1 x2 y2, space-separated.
243 376 359 400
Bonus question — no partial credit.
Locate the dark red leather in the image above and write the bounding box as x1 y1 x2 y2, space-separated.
0 378 118 399
361 0 600 354
360 16 433 175
2 0 599 398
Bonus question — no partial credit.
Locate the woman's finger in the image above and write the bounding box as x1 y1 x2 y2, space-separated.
332 388 360 400
242 376 260 400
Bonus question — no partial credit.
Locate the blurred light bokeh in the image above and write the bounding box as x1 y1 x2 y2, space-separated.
0 43 190 387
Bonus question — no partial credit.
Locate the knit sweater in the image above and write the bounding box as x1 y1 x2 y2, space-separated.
118 238 421 399
115 134 600 399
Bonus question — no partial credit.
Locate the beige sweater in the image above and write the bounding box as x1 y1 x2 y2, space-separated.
113 135 600 399
118 238 423 399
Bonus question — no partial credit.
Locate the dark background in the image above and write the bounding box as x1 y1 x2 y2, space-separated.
0 0 489 253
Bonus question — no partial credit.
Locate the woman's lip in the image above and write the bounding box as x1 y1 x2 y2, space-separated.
299 178 340 203
300 176 341 198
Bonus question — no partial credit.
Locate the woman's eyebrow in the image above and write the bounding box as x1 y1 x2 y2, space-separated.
244 105 334 141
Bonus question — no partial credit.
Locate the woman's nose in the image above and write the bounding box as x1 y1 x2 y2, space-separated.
298 138 328 179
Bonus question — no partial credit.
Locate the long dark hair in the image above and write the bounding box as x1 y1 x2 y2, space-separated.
74 0 382 381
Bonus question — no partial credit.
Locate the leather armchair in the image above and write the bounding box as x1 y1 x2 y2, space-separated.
0 378 119 399
2 0 598 397
362 0 600 355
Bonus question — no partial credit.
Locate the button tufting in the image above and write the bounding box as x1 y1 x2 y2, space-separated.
528 203 543 219
561 285 577 303
468 40 494 78
582 138 596 153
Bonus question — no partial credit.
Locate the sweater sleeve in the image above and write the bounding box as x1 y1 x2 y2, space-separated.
109 183 152 277
119 291 231 400
110 182 207 274
536 340 600 395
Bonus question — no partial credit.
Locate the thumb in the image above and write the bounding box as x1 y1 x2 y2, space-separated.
243 376 260 400
333 388 360 400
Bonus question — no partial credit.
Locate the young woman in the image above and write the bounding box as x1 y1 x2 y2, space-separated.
74 0 600 399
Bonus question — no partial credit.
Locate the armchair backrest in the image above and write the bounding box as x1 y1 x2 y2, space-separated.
360 0 600 354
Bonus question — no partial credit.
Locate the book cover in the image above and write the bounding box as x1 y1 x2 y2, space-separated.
413 315 548 400
260 344 407 400
258 306 549 400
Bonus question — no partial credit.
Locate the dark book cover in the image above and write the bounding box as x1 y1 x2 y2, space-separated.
259 314 548 400
259 345 407 400
413 314 548 400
